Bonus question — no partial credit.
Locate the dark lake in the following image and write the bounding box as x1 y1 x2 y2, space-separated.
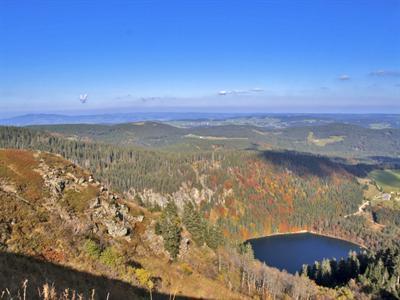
248 232 362 274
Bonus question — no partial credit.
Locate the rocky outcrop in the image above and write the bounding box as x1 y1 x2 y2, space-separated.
172 183 214 209
127 182 215 211
140 220 169 258
104 220 129 237
36 156 133 239
89 192 132 238
178 231 191 259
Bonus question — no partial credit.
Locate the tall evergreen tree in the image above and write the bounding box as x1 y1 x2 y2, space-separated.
182 201 206 246
157 201 182 260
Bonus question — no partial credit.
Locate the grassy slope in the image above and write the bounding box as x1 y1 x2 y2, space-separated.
369 169 400 192
0 149 245 299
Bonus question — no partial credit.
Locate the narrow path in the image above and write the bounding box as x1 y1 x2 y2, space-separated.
344 200 370 218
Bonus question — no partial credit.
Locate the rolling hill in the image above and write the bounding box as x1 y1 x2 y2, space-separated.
29 122 400 160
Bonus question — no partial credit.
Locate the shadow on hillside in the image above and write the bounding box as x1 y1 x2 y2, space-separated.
368 156 400 168
258 150 382 178
0 251 196 300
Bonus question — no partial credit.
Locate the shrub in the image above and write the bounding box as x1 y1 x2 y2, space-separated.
83 239 101 259
99 247 123 267
134 268 154 290
180 263 193 276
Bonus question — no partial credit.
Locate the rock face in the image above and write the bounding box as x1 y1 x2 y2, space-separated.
172 183 214 209
141 220 169 258
104 220 129 237
178 232 191 259
36 155 133 239
90 193 131 238
128 182 215 211
0 150 186 273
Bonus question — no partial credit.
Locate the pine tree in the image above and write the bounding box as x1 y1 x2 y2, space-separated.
321 258 332 286
182 201 205 246
157 201 182 260
348 251 360 278
301 264 309 277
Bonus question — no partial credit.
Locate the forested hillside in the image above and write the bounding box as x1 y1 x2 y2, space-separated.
30 122 400 159
2 125 400 298
302 247 400 299
0 126 383 246
0 148 326 299
0 126 364 239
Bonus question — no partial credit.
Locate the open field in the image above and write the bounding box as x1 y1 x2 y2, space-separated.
369 169 400 192
307 132 345 147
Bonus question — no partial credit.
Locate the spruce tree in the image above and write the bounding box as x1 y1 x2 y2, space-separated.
157 201 182 260
182 201 205 246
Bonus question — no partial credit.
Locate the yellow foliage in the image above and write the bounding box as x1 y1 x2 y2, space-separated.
134 268 154 290
180 262 193 276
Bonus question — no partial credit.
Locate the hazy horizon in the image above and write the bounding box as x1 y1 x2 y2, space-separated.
2 105 400 119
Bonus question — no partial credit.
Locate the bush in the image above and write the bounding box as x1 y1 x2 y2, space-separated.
99 247 123 267
83 239 102 258
134 268 154 290
180 263 193 276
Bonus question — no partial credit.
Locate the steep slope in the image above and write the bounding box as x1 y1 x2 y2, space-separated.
2 126 399 298
0 149 248 299
0 149 327 299
1 126 395 249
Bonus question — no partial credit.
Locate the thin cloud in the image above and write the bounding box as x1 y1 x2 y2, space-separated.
218 88 265 96
114 94 133 100
113 94 166 103
369 70 400 77
338 74 350 81
139 96 163 103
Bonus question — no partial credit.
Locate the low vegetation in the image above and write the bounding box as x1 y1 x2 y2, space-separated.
307 131 345 147
369 169 400 192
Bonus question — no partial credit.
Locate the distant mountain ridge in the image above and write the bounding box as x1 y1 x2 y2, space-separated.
2 112 400 128
0 112 259 126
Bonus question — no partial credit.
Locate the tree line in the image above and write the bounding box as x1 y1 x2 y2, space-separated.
302 246 400 299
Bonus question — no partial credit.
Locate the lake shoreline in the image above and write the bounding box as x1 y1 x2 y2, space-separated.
247 230 367 249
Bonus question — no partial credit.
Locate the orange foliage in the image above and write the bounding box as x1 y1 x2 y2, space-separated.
41 248 66 264
223 179 233 190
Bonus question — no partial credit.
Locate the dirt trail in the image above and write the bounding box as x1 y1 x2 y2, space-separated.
344 201 370 218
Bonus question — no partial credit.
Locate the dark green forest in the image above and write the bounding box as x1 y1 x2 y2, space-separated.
302 246 400 299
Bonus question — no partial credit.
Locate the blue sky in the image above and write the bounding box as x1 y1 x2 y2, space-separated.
0 0 399 116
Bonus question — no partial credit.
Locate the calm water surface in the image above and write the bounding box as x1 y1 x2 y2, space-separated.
249 232 362 274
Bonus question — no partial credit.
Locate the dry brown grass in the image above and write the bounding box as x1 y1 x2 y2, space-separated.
1 150 244 300
0 149 45 201
1 280 98 300
61 185 98 214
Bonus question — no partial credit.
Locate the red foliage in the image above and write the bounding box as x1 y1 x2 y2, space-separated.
41 248 66 264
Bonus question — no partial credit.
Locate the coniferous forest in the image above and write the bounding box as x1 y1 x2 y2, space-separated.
1 124 400 299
